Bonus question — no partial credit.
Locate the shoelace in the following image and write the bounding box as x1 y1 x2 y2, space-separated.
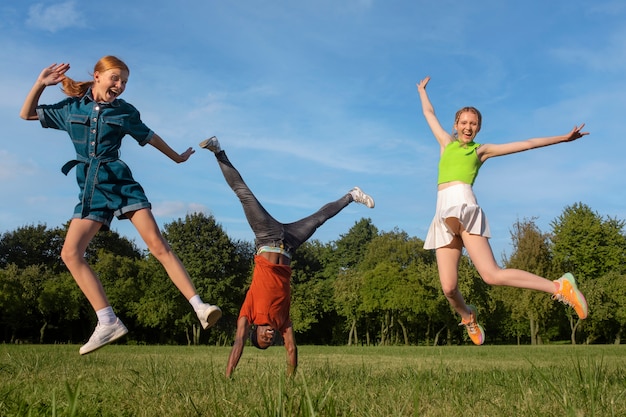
459 319 480 334
87 324 106 341
552 292 574 309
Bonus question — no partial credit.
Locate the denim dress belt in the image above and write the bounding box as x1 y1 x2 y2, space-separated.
61 152 119 218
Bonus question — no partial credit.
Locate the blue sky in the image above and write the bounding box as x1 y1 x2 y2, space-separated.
1 0 624 261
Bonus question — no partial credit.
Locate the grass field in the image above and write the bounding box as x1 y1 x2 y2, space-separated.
0 343 624 416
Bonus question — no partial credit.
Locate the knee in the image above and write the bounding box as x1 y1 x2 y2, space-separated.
60 244 82 266
480 268 503 286
441 284 459 299
146 236 172 259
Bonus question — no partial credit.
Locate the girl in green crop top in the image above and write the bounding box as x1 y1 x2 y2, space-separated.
416 75 590 345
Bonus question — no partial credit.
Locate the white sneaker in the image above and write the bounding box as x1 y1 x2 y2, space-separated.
199 136 221 152
197 304 222 329
79 319 128 355
350 186 375 208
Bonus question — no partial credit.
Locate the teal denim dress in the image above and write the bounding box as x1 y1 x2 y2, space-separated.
36 89 155 229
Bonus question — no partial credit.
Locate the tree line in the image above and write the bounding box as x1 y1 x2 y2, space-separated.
1 202 625 347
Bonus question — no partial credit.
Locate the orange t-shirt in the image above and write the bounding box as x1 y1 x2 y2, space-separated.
238 255 293 332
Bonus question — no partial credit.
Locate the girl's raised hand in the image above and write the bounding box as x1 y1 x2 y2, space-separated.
38 63 70 86
416 76 431 92
564 124 589 142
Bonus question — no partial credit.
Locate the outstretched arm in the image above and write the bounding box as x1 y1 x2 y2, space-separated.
20 63 70 120
148 134 195 163
416 76 454 151
282 325 298 377
477 124 589 162
226 316 251 378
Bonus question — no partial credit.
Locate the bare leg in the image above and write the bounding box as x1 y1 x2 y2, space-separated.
461 231 556 293
128 208 198 300
435 236 474 321
61 218 110 310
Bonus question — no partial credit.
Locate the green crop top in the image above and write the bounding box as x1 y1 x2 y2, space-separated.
437 140 482 185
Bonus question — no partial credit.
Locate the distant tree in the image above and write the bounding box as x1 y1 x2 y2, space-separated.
583 271 626 344
0 224 64 271
90 250 149 341
87 227 143 260
37 271 83 343
330 218 379 272
160 212 252 345
551 202 626 280
0 264 28 342
497 218 555 345
0 264 79 344
290 240 336 343
332 268 364 345
358 230 437 345
551 202 626 343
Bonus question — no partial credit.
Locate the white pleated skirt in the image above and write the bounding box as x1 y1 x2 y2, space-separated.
424 183 491 250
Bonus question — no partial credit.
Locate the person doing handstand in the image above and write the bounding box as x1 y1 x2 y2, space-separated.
199 136 374 377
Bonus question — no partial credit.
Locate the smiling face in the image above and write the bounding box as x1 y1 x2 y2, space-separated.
92 67 128 103
252 325 276 349
454 107 482 144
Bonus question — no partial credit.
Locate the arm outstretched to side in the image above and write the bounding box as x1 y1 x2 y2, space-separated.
477 124 589 162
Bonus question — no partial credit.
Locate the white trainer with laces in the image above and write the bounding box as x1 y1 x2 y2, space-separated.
199 136 221 153
350 186 375 208
79 319 128 355
197 304 222 329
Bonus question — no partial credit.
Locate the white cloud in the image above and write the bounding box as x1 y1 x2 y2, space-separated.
26 1 85 33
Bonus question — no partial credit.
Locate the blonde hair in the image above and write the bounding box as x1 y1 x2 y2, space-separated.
453 106 482 136
61 56 130 97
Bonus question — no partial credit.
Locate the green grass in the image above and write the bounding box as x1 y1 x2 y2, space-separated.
0 344 625 416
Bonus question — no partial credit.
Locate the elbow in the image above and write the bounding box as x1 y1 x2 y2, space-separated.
20 111 37 121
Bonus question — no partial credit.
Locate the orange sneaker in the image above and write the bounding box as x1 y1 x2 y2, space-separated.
459 305 485 345
552 273 588 319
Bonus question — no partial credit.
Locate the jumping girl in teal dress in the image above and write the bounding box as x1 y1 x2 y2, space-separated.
20 56 222 354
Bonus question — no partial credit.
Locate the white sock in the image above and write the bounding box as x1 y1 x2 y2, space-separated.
96 306 117 326
189 294 205 312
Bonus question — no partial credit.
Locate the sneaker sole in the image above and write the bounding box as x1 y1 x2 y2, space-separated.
201 307 222 329
199 137 219 151
562 273 589 319
79 326 129 355
463 305 485 345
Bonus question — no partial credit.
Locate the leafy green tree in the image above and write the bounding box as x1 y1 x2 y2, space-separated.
290 241 337 344
332 268 364 345
551 202 626 342
358 230 437 345
551 202 626 279
0 224 64 271
584 271 626 344
0 264 78 343
160 212 252 345
306 219 378 345
497 218 555 345
37 271 83 343
0 264 28 342
86 227 143 260
328 218 379 272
